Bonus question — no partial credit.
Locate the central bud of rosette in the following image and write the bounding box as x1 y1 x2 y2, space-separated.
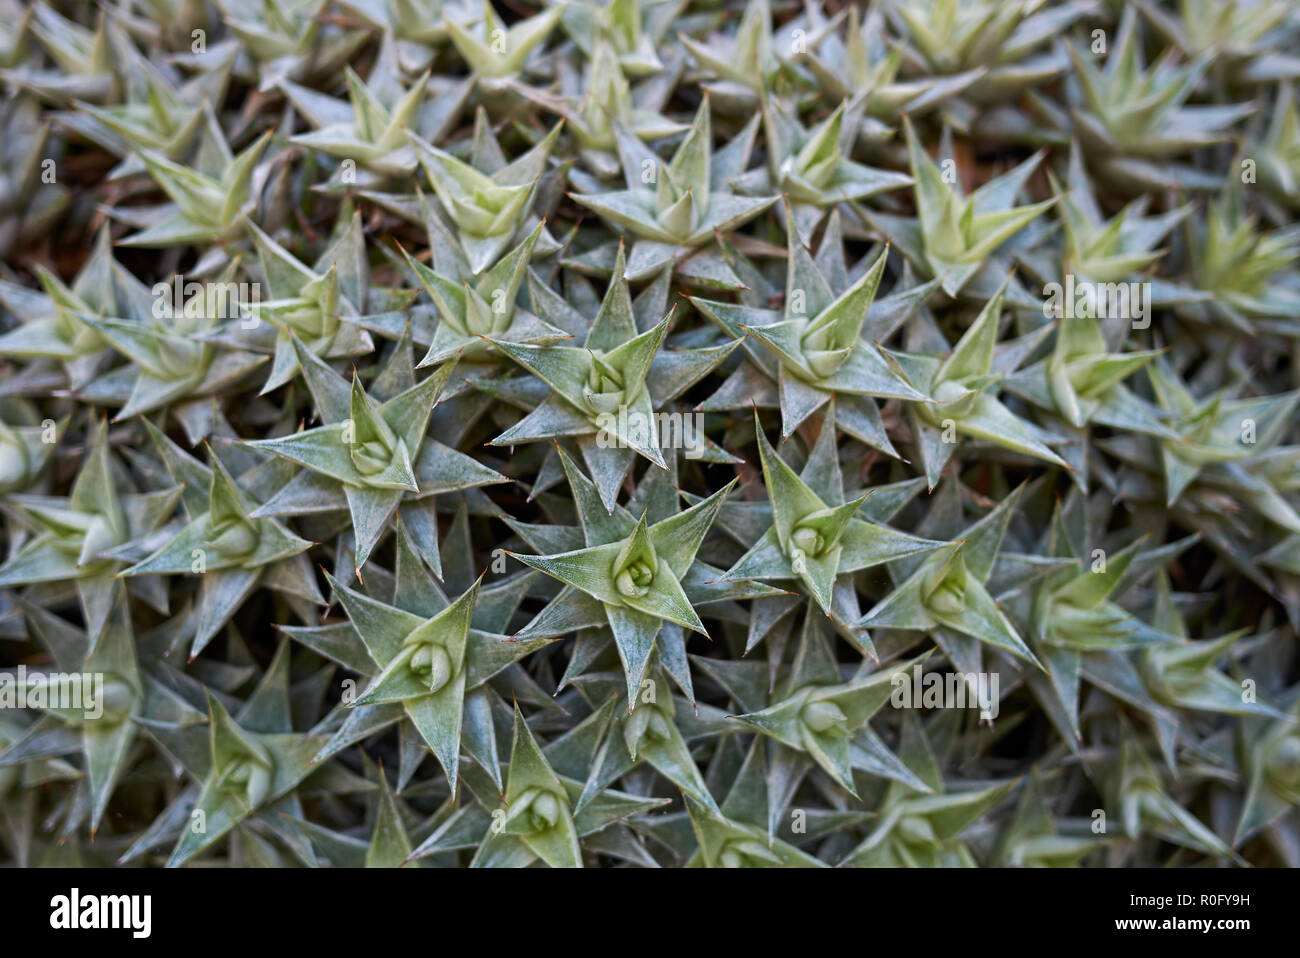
156 338 209 381
278 274 341 347
717 837 778 868
625 700 673 753
612 525 658 600
208 512 261 560
655 172 698 241
511 786 566 833
917 378 981 428
786 507 842 570
583 352 628 417
615 557 655 598
463 284 515 337
922 560 968 617
789 525 827 562
458 183 530 239
799 320 852 379
215 740 274 808
346 401 413 489
350 436 396 477
400 619 455 693
96 674 137 724
800 697 848 736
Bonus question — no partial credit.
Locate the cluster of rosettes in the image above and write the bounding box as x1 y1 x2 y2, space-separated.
0 0 1297 868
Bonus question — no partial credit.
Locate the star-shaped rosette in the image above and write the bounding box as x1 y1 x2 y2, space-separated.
652 738 835 867
444 0 565 93
884 0 1089 105
1065 8 1251 192
214 0 369 93
241 337 507 569
571 98 780 286
1003 313 1167 435
797 3 983 116
693 205 936 451
58 50 233 177
1004 503 1190 745
0 419 180 642
485 242 739 509
719 408 943 651
117 120 273 248
1137 574 1284 721
407 698 670 867
334 0 471 71
560 0 679 78
119 426 320 659
0 600 144 835
1001 308 1170 487
674 0 814 117
0 5 118 104
1145 358 1300 509
219 215 375 394
887 278 1069 489
731 610 932 797
863 117 1055 302
407 118 563 275
283 32 433 180
402 221 569 368
840 713 1018 867
0 227 154 392
323 549 550 796
79 259 268 426
859 481 1044 669
143 641 332 868
1105 722 1243 864
558 41 685 179
0 415 59 494
505 448 740 701
730 98 913 240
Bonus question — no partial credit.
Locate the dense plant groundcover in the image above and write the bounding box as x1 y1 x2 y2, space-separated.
0 0 1298 869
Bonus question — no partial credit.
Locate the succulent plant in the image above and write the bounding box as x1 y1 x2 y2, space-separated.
0 96 70 261
0 0 1297 876
1065 7 1253 190
0 227 147 390
122 423 320 657
722 407 942 639
57 48 234 176
445 0 564 92
507 445 736 700
1255 83 1300 209
798 2 981 119
572 98 779 285
119 126 273 248
1 6 119 104
216 0 369 91
0 421 182 641
886 0 1095 108
486 242 738 504
286 61 431 178
242 339 506 568
891 281 1070 487
1174 192 1300 332
865 118 1056 300
408 120 562 274
562 41 685 179
693 207 936 449
1134 0 1300 85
